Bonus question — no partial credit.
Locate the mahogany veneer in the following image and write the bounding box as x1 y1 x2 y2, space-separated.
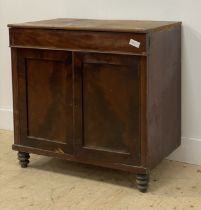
8 18 181 192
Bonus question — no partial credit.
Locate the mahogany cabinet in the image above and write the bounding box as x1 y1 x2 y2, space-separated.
8 19 181 192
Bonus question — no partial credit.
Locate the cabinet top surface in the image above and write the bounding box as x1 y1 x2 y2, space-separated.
8 18 181 33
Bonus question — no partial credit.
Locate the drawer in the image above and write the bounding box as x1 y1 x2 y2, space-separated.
9 28 147 55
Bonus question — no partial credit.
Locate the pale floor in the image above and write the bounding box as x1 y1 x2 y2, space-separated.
0 130 201 210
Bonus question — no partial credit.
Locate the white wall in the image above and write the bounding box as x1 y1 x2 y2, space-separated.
0 0 201 165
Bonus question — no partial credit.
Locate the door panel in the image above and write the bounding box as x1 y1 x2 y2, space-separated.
74 52 141 165
17 49 74 154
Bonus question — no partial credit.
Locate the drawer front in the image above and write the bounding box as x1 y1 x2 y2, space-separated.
9 28 147 55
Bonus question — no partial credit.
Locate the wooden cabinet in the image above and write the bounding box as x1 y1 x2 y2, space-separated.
8 19 181 192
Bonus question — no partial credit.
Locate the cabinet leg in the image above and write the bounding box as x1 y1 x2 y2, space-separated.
136 174 149 193
17 152 30 168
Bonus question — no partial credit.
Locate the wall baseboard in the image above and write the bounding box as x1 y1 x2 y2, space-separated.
0 108 13 131
0 108 201 166
167 137 201 166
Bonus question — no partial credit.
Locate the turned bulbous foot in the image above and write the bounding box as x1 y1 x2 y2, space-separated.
136 174 149 193
18 152 30 168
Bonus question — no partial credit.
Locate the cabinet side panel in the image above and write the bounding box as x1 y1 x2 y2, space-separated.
147 25 181 169
11 48 21 144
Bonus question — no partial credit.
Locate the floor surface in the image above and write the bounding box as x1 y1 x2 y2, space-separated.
0 130 201 210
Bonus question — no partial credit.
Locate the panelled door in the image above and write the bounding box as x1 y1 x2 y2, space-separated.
16 48 74 154
74 52 141 165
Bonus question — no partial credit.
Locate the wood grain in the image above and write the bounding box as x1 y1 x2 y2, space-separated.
74 52 141 165
16 49 74 155
147 26 181 169
9 19 181 192
8 18 181 33
9 28 146 55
